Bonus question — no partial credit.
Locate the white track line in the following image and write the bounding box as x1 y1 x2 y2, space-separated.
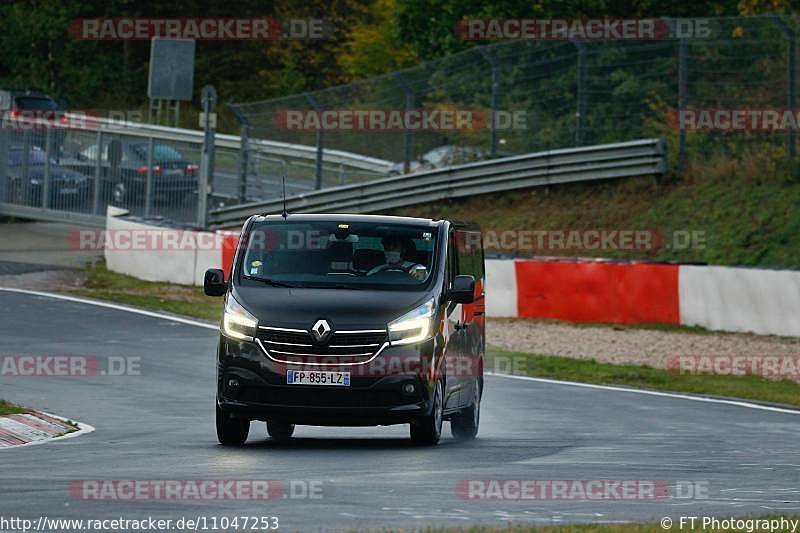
0 287 218 330
2 286 798 416
485 372 800 415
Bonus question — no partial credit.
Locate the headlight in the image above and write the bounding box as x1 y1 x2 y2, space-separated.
222 294 257 341
388 299 435 346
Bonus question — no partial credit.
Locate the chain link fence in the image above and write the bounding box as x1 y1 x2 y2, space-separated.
1 16 797 228
0 114 248 227
230 15 800 198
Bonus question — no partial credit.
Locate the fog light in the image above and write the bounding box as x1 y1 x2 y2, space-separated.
402 383 416 394
226 378 241 394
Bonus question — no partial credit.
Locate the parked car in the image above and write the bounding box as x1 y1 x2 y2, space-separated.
204 214 486 446
387 145 491 176
0 89 61 115
73 140 198 205
0 89 67 160
5 145 92 206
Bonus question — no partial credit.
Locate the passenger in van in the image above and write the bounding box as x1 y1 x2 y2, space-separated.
367 235 428 280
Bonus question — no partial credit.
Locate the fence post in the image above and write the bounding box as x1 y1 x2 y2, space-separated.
239 121 250 202
394 73 415 174
573 41 587 146
772 15 796 159
198 85 217 228
43 131 52 209
678 38 689 175
21 132 30 195
93 131 103 215
229 103 250 203
478 46 500 158
0 130 7 203
145 137 154 218
304 92 324 189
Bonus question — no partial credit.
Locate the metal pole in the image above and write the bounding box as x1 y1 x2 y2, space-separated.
21 132 30 198
228 104 250 203
198 85 217 228
145 137 154 218
678 38 688 175
239 122 249 202
478 46 500 158
0 130 7 203
789 35 796 158
772 16 796 158
305 93 324 189
574 41 587 147
93 131 103 215
393 74 415 174
43 131 52 209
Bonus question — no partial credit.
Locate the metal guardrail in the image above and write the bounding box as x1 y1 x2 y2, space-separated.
209 138 667 229
0 113 395 228
69 115 394 174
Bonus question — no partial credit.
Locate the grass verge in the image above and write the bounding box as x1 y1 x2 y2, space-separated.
0 400 25 416
486 348 800 407
64 261 222 322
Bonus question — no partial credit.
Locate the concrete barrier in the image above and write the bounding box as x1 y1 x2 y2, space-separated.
680 265 800 337
105 207 228 286
101 210 800 337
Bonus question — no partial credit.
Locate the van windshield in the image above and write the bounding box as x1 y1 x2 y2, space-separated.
239 221 438 291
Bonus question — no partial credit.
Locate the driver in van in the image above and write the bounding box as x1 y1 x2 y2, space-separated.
367 234 427 280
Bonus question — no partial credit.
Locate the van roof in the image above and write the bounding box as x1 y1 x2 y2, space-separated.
254 213 444 227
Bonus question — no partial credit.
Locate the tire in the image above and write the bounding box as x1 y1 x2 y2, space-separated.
216 405 249 446
266 421 295 442
410 380 444 446
451 379 480 440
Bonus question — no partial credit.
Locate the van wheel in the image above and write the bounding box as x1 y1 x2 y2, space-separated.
410 380 443 445
216 405 249 446
451 380 480 440
267 421 295 441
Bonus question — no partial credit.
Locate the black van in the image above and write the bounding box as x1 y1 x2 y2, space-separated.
204 214 485 446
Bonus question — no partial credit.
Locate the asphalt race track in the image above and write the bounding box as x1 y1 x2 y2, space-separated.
1 288 799 531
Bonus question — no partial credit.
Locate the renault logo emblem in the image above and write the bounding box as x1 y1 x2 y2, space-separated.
311 319 332 341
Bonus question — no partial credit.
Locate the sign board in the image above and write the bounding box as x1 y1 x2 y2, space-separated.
199 112 217 129
148 38 195 101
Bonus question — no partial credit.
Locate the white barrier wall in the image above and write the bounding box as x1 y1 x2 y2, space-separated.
679 265 800 337
105 208 223 286
485 259 518 317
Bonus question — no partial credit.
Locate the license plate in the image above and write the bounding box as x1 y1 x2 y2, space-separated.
287 370 350 386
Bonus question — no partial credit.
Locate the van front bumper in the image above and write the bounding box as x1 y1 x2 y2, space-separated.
216 335 440 426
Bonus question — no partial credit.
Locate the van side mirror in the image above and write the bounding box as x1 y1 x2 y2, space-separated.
204 268 227 296
447 275 475 304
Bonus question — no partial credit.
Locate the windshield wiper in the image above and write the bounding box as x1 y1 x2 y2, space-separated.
244 276 296 288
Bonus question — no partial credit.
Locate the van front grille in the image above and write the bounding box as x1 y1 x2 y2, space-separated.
256 326 388 364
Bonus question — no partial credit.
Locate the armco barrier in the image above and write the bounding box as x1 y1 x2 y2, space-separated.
209 138 667 229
